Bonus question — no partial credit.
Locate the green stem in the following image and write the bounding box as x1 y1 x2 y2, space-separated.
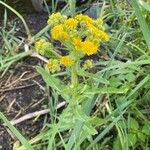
71 63 78 88
52 0 55 13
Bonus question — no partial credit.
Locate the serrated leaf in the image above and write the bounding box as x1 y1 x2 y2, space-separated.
129 117 139 130
89 117 107 127
75 106 90 122
142 122 150 136
36 66 69 101
138 132 146 142
77 70 109 85
109 77 122 87
128 133 137 146
83 123 98 135
85 87 128 95
125 73 135 82
113 137 122 150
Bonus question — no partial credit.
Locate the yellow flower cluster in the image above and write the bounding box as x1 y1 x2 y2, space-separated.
64 18 78 28
47 59 60 73
47 12 67 27
60 56 74 67
73 38 98 56
51 24 68 41
75 14 93 24
35 39 46 50
83 60 93 69
34 13 110 73
46 56 74 73
93 18 104 30
87 23 109 42
49 13 109 56
35 39 53 55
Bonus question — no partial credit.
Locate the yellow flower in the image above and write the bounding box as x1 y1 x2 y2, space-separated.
35 39 46 50
64 18 78 28
47 12 67 26
46 13 109 59
98 30 110 41
83 60 93 69
73 38 98 56
73 38 83 51
47 59 60 73
81 41 98 56
86 23 109 41
60 31 69 40
51 24 68 41
87 23 100 36
51 24 63 40
34 39 53 55
94 17 104 30
75 14 93 24
60 56 73 66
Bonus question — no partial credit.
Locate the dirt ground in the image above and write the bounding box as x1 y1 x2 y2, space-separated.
0 57 48 150
0 1 49 149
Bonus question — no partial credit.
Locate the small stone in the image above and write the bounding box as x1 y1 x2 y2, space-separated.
85 4 99 19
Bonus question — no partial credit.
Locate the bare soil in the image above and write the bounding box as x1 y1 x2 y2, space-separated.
0 2 48 149
0 57 48 150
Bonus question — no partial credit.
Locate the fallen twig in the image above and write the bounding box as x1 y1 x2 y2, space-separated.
0 83 38 93
24 44 48 63
31 52 48 63
9 101 66 125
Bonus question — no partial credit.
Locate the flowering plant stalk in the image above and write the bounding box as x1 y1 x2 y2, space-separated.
34 12 110 149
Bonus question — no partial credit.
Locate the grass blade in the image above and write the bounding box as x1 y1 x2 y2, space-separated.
0 112 33 150
0 0 31 39
86 109 128 150
131 0 150 52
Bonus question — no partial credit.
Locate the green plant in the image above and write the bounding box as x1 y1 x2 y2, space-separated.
33 13 112 150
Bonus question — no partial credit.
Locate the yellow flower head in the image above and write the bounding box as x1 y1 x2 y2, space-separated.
60 31 69 40
64 18 78 28
35 39 46 50
60 56 74 67
73 38 98 56
73 38 83 51
87 23 100 36
81 41 98 56
47 59 60 73
83 60 93 69
51 24 63 40
47 13 109 59
47 12 67 26
98 30 109 41
86 23 109 42
51 24 68 41
75 14 93 24
94 17 104 30
35 39 53 55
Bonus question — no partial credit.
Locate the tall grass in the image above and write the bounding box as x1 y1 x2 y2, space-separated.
131 0 150 53
0 112 33 150
0 0 31 38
